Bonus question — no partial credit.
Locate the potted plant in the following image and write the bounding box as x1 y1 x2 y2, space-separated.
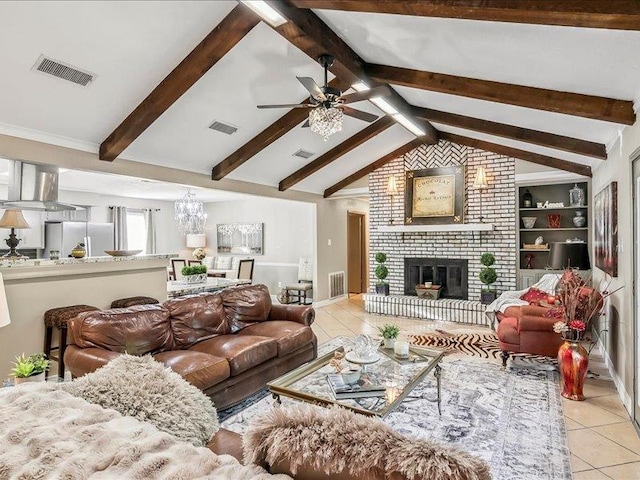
11 353 50 384
181 264 208 284
374 252 390 296
479 252 497 304
378 323 400 349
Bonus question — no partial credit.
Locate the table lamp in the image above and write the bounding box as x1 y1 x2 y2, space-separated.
549 242 591 270
0 209 30 258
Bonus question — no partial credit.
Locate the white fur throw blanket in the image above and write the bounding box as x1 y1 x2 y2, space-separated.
61 354 217 447
244 404 491 480
0 384 290 480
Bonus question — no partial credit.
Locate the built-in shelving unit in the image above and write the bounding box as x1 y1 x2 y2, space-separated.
516 181 590 289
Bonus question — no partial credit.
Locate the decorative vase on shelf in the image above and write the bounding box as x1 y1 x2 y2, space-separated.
569 183 585 207
71 243 86 258
572 211 586 227
523 189 533 208
557 339 589 401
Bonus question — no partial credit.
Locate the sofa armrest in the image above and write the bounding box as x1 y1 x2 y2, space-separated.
64 345 123 378
269 304 315 326
518 315 561 333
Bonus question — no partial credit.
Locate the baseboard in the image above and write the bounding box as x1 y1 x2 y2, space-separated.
312 295 347 308
595 334 633 414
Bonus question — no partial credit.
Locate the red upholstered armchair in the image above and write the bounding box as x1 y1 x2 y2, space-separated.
497 314 564 367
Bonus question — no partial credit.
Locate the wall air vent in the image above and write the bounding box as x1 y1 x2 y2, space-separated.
293 149 315 159
32 55 95 86
209 120 238 135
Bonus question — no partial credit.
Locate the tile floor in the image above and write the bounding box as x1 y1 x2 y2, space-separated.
313 295 640 480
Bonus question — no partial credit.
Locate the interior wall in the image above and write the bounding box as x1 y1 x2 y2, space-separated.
592 120 640 412
203 197 314 294
316 197 369 302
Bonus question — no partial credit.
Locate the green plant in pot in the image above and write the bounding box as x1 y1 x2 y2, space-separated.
374 252 390 296
181 264 208 284
11 353 50 384
479 252 498 304
378 323 400 349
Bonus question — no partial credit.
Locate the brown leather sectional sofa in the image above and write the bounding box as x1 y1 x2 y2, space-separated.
64 284 317 409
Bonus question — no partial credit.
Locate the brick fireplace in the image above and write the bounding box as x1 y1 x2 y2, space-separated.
369 140 517 301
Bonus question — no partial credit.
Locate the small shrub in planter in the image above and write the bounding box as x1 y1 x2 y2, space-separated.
378 323 400 348
11 353 50 384
479 252 498 304
374 252 390 296
181 264 208 284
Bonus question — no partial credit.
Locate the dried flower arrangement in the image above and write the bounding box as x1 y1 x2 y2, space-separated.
551 270 621 342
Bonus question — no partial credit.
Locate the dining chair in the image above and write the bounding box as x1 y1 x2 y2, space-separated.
237 259 255 282
171 259 187 282
187 260 202 266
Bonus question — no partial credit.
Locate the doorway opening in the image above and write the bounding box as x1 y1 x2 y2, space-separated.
347 212 367 295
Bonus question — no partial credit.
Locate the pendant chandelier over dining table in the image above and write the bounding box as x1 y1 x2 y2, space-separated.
174 190 207 235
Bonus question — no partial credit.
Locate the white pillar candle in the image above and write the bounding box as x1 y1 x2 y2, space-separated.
394 340 409 357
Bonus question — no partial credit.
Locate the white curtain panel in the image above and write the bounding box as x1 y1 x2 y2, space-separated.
144 209 158 255
0 273 10 328
111 206 128 251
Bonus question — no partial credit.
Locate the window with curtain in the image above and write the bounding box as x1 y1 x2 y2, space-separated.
126 210 147 253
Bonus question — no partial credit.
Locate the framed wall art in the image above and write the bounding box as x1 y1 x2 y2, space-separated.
404 166 465 224
216 223 264 255
594 181 617 277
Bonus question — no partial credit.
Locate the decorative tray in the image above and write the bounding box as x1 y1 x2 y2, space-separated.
522 243 549 249
104 250 143 257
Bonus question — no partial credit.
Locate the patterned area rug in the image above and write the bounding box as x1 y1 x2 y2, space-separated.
410 329 558 369
219 338 571 480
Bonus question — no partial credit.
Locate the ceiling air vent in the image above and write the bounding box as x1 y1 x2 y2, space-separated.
32 55 95 86
209 120 238 135
293 149 315 159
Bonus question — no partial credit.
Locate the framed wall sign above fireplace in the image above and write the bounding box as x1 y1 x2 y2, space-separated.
404 166 465 225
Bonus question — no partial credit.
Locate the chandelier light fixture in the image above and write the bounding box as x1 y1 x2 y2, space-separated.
175 190 207 235
309 107 343 141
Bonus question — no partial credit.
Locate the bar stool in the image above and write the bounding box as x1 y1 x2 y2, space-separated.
110 296 159 309
43 305 99 380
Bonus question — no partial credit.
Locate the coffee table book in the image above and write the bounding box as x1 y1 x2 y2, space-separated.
326 373 385 399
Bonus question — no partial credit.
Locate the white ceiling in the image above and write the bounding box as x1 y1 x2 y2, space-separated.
0 2 638 196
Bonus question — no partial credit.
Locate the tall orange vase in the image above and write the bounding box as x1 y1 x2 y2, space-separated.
557 340 589 401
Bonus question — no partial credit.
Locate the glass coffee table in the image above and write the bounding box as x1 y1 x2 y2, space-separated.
268 345 445 418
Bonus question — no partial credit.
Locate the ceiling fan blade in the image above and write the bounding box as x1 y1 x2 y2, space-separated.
341 106 379 123
297 76 327 101
340 85 392 104
301 119 310 128
257 104 314 109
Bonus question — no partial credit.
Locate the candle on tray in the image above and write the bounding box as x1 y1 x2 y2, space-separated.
394 340 409 358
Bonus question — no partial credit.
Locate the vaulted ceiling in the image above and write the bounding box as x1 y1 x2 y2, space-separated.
0 1 639 198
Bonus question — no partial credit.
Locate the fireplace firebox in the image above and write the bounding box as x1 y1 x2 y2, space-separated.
404 258 468 299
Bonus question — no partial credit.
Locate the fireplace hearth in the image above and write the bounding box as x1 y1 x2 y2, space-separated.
404 258 468 299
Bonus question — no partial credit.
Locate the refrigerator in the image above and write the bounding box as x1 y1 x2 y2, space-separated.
44 222 114 258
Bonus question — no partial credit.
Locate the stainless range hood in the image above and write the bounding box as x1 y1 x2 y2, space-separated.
2 161 77 211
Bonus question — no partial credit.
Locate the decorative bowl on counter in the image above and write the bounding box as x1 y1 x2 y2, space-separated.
104 250 143 257
521 217 537 229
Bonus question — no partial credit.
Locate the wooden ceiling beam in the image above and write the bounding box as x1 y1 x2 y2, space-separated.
99 4 260 162
367 64 635 125
289 1 640 31
439 132 592 177
410 106 607 160
323 138 424 198
279 115 395 191
268 1 438 143
211 77 350 180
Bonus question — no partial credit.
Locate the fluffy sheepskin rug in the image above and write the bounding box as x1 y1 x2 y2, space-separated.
61 354 218 446
243 404 492 480
0 383 289 480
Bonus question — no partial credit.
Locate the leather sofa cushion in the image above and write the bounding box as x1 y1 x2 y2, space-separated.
238 321 313 357
68 304 172 356
220 284 272 332
496 317 520 346
164 293 229 348
188 334 277 376
153 350 230 391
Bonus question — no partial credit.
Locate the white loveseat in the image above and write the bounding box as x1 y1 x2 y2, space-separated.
202 256 242 279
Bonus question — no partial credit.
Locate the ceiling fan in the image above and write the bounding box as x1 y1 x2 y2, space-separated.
257 54 391 140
